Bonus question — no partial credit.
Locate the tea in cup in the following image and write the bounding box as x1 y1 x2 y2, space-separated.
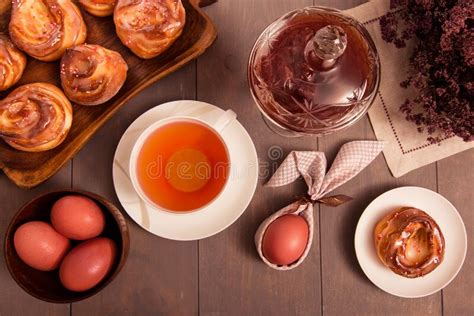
129 110 236 213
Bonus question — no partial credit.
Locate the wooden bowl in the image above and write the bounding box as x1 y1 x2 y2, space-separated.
3 189 130 303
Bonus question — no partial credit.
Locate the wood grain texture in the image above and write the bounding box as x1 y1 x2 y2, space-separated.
197 0 321 315
438 150 474 316
319 119 442 316
0 0 472 315
0 0 217 189
316 2 440 315
70 66 198 315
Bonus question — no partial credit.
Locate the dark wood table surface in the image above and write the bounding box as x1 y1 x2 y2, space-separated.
1 1 472 315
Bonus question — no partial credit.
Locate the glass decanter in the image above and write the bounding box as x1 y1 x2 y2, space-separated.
248 6 380 136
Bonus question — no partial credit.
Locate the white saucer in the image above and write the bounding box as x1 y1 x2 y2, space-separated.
355 186 467 298
112 100 258 241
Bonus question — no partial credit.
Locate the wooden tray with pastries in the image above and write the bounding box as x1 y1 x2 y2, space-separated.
0 0 217 189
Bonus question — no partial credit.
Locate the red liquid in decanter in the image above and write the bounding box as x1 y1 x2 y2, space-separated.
250 13 377 132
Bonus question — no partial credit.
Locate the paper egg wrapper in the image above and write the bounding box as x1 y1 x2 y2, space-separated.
255 141 385 270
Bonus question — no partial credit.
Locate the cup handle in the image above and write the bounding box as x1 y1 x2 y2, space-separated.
212 110 237 132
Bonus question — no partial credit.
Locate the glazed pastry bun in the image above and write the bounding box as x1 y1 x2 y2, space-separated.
114 0 186 59
374 207 445 278
60 44 128 106
0 83 73 152
79 0 116 17
9 0 87 62
0 34 26 91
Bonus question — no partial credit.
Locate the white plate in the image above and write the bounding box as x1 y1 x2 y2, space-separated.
355 186 467 298
112 100 259 241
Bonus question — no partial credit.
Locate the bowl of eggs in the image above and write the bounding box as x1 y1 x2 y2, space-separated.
4 189 129 303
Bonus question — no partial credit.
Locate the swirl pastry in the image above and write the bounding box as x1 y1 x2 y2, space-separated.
374 207 445 278
60 44 128 106
9 0 87 62
0 83 73 152
114 0 186 59
0 35 27 91
79 0 116 17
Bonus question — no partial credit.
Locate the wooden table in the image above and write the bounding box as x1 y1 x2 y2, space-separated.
1 1 472 315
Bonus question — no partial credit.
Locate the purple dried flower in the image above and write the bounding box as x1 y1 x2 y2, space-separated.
380 0 474 142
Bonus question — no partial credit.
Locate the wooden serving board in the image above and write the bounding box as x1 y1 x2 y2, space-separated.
0 0 217 189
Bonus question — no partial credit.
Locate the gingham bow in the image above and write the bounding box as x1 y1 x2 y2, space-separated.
266 141 385 204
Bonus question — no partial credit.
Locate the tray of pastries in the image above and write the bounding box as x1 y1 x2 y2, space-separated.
0 0 217 188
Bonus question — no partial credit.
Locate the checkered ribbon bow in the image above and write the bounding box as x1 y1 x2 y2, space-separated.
266 141 385 205
255 141 385 270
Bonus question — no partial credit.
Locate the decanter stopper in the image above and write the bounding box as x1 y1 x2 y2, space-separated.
304 25 348 70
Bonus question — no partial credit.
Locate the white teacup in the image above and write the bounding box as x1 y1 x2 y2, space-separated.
129 110 237 214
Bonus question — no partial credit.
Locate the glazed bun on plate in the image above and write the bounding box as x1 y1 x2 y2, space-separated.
374 207 445 278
